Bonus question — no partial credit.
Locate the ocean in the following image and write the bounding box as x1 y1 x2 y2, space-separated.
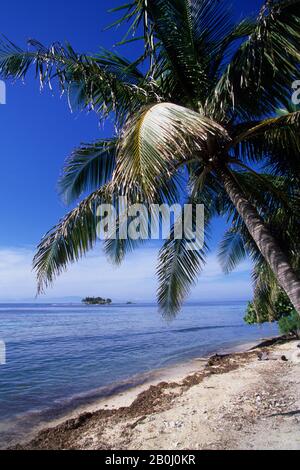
0 301 278 447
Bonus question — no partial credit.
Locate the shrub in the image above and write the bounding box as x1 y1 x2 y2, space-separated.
244 291 294 325
244 302 266 325
278 310 300 338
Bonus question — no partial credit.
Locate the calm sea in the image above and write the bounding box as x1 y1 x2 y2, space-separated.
0 301 278 446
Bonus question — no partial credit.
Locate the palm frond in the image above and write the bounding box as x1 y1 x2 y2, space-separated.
220 169 300 320
234 127 300 180
210 0 300 120
33 186 110 294
113 102 229 199
94 49 145 84
208 19 256 80
251 261 280 322
102 183 150 266
59 139 117 205
231 110 300 181
141 0 210 103
157 187 215 317
104 172 185 265
157 218 208 318
103 206 149 266
232 110 300 145
0 38 149 125
149 1 254 107
108 1 153 48
218 228 247 274
228 165 295 213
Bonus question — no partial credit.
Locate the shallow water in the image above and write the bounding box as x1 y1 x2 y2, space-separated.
0 301 278 446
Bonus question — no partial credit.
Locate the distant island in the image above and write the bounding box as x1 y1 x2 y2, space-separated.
82 297 112 305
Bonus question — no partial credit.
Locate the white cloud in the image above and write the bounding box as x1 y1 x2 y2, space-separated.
0 246 253 302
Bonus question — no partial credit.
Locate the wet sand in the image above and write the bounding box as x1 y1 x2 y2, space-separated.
9 336 300 450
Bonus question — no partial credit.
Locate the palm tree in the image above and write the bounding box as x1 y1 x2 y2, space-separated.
1 0 300 316
219 172 300 319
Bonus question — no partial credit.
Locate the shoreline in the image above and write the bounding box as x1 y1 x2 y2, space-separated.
0 335 271 449
7 335 300 450
0 344 234 448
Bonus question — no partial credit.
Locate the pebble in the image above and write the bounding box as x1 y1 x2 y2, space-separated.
164 420 184 429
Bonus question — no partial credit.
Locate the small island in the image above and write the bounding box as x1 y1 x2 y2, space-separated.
82 297 112 305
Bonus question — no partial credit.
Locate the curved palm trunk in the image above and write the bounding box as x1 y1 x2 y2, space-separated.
219 168 300 314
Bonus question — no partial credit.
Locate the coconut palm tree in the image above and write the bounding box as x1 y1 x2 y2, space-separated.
1 0 300 316
218 172 300 320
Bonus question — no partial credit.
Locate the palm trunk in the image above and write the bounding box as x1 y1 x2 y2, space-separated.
219 168 300 314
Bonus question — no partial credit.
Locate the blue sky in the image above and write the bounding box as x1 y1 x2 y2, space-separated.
0 0 263 302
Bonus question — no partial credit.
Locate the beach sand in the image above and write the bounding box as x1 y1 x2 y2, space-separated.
11 337 300 450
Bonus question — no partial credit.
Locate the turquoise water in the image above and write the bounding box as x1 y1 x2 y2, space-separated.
0 302 278 446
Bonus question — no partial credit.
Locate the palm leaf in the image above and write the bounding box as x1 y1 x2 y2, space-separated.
234 127 300 180
123 0 210 103
113 102 229 199
148 1 252 104
59 139 117 204
0 38 148 124
251 261 280 322
157 227 208 318
157 189 214 317
232 110 300 145
33 186 110 294
211 0 300 120
218 228 247 274
104 171 185 265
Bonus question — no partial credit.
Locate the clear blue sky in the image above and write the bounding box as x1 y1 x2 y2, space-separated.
0 0 263 302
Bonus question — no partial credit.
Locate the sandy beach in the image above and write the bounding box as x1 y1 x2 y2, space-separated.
10 337 300 451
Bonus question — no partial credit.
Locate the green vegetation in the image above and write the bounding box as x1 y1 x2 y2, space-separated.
244 290 300 339
244 291 294 324
278 311 300 338
1 1 300 317
82 297 112 305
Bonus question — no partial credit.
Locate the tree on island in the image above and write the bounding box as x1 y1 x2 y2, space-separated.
82 297 112 305
1 0 300 318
